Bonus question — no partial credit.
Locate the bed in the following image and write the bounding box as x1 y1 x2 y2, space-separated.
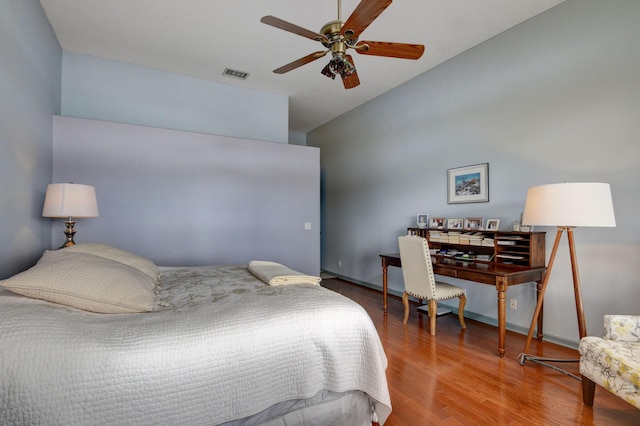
0 244 391 425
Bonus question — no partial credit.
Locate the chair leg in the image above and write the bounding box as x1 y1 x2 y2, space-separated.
428 299 437 335
402 292 410 324
582 375 596 406
458 294 467 329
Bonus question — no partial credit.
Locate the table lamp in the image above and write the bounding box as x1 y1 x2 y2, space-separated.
42 183 99 248
516 182 616 378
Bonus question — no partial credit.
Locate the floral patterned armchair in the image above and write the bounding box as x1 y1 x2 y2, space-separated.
579 315 640 409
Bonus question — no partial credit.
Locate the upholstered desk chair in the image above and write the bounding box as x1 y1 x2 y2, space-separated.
398 235 467 335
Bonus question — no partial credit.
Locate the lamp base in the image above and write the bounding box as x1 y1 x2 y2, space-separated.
59 220 77 249
516 353 581 381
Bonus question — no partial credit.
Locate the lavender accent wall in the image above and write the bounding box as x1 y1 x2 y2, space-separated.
52 116 320 275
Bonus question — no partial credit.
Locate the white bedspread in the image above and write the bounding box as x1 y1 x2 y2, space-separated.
0 265 391 425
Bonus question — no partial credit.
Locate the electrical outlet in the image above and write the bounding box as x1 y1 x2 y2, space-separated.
338 260 342 268
509 299 517 310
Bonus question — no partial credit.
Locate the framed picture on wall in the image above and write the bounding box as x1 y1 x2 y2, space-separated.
447 163 489 204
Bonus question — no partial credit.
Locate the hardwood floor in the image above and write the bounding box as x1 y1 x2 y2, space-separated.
321 278 640 425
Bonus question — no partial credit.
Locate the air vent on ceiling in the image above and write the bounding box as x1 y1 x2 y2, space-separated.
222 68 249 80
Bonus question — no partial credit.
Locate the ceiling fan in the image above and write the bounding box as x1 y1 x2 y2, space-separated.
260 0 425 89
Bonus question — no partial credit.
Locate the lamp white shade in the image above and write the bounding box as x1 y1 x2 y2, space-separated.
42 183 99 218
522 182 615 227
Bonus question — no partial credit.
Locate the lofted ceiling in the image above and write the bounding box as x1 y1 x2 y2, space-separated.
39 0 565 134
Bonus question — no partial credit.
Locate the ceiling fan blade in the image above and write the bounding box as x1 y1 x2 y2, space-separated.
341 55 360 89
341 0 393 39
261 16 328 43
355 41 425 60
273 51 328 74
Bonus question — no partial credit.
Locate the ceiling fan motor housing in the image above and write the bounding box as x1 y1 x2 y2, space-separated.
320 20 359 52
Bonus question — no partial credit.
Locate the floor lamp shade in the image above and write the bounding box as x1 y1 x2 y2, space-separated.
42 183 99 218
522 182 616 228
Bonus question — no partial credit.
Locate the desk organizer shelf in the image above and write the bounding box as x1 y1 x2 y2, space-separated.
407 228 546 268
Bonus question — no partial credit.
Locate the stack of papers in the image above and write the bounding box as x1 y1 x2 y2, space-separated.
496 254 525 260
470 233 485 246
459 233 472 245
428 230 442 241
481 237 495 247
448 231 461 244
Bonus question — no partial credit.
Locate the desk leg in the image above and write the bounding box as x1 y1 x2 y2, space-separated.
536 280 544 341
497 278 507 357
381 259 388 314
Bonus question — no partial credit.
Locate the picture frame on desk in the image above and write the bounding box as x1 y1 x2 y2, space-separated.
416 214 429 229
464 217 483 230
485 219 500 230
430 217 445 229
447 163 489 204
447 218 464 229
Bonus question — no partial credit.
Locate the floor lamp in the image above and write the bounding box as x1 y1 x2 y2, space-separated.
516 183 616 379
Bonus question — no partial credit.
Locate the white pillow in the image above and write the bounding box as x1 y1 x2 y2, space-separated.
63 243 159 283
0 250 156 314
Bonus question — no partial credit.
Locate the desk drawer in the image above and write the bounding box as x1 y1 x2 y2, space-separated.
434 268 457 278
456 270 495 285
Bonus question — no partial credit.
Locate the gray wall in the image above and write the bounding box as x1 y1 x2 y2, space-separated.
308 0 640 346
62 52 289 144
288 131 307 146
52 116 320 275
0 0 61 278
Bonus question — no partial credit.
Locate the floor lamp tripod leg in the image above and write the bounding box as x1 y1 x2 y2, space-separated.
517 228 563 361
567 228 588 339
517 227 581 381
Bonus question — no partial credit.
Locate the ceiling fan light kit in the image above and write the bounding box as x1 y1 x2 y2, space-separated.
321 56 355 80
261 0 424 89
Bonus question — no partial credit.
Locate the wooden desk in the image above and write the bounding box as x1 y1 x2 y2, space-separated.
379 253 546 357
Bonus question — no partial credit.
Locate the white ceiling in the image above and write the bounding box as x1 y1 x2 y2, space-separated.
39 0 565 134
